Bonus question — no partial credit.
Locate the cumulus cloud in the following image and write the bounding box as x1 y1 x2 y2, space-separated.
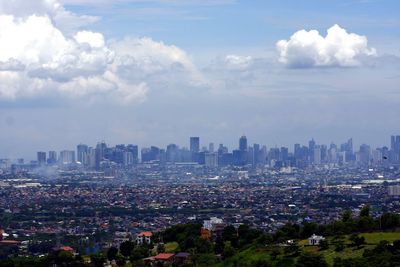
111 37 198 78
0 0 198 104
276 24 376 68
0 0 99 34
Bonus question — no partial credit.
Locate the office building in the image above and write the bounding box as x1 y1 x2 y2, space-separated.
37 152 46 165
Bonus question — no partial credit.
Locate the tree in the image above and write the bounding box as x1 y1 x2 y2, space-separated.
180 236 196 251
380 213 400 230
296 252 327 267
115 254 126 266
333 257 368 267
251 258 272 267
285 242 300 256
156 243 165 254
335 240 345 252
130 245 149 261
222 225 238 247
90 253 106 267
195 237 212 253
107 246 118 261
222 241 235 259
54 251 74 265
214 236 224 254
270 247 280 260
360 205 370 218
301 222 318 238
119 241 135 257
319 239 329 251
342 209 352 222
349 234 365 249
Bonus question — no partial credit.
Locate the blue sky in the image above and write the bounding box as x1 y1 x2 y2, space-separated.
65 0 400 53
0 0 399 159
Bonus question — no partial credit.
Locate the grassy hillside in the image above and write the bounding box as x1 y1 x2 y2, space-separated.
211 232 400 267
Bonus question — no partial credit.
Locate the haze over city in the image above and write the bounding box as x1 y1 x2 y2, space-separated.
0 0 399 158
3 1 400 266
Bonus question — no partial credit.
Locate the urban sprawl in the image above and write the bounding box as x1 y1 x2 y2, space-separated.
0 135 400 259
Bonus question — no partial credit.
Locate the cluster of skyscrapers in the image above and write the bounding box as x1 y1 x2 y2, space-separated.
35 143 139 170
24 135 400 171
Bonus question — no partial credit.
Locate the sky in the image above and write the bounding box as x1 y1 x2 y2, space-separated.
0 0 399 159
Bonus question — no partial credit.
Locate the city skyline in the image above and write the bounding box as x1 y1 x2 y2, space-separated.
1 1 400 265
0 0 399 159
6 134 400 164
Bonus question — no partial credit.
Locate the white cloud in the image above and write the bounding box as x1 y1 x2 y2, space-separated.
224 54 253 70
110 37 202 83
0 0 99 34
276 24 376 68
0 0 198 104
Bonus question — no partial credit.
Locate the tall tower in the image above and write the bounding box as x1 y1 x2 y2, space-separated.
77 144 89 164
190 137 200 153
239 135 247 151
48 151 57 164
95 141 107 170
37 152 46 166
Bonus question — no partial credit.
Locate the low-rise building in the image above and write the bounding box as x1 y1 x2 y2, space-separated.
308 234 325 245
136 232 153 245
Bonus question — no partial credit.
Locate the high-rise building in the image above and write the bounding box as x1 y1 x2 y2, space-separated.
236 135 248 165
123 151 134 166
166 144 179 163
209 143 214 153
77 144 88 164
37 152 46 165
48 151 57 164
95 142 107 169
391 136 396 151
239 135 247 151
309 138 316 163
205 152 218 168
87 147 96 169
59 150 75 164
391 135 400 163
190 137 200 153
313 146 321 165
127 144 138 164
294 144 301 158
141 146 160 162
253 144 260 165
280 147 289 162
357 144 371 165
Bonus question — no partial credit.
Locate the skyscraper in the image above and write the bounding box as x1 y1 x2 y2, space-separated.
77 144 88 164
253 143 260 165
127 144 139 164
313 146 321 165
239 135 247 151
309 138 316 163
48 151 57 164
205 152 218 168
209 142 214 153
37 152 46 165
190 137 200 153
59 150 75 164
95 142 107 170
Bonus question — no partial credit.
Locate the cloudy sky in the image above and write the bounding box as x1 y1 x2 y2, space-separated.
0 0 399 159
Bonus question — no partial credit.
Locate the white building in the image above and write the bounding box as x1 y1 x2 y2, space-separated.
136 232 153 245
203 217 223 231
314 146 321 165
308 234 325 245
205 153 218 168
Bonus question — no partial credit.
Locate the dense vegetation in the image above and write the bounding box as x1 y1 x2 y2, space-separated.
0 207 399 266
